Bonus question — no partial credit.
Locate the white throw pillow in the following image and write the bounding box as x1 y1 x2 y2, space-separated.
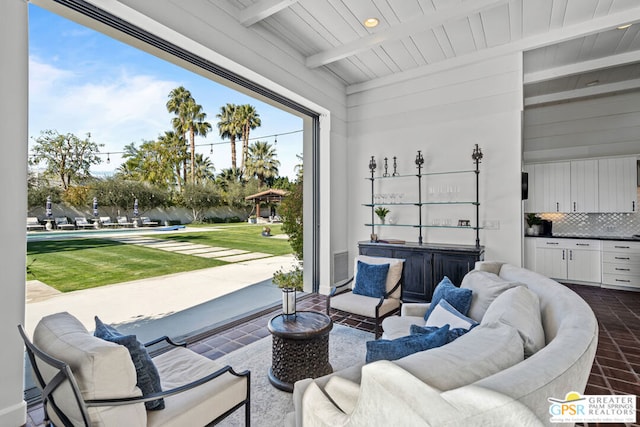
425 299 478 330
461 270 524 322
481 286 545 357
353 255 405 299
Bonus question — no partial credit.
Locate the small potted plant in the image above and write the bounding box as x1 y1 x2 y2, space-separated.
375 207 390 224
272 262 303 316
526 213 543 236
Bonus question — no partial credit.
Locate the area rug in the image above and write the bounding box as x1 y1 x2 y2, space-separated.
216 324 373 426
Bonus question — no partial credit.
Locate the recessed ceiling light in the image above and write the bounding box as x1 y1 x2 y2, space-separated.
586 80 600 87
617 23 632 30
364 18 379 28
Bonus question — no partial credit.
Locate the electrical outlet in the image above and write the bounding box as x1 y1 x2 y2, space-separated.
483 220 500 230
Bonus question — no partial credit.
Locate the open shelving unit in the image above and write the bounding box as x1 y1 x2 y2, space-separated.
365 146 483 247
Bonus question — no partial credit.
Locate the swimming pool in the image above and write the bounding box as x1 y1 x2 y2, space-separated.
27 225 187 241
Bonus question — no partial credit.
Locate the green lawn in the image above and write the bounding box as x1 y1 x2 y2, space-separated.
26 224 293 292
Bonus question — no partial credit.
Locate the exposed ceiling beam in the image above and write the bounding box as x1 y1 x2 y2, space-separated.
239 0 299 27
347 7 640 94
305 0 510 69
525 77 640 106
524 50 640 84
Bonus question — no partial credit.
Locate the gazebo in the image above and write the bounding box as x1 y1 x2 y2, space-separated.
245 188 288 221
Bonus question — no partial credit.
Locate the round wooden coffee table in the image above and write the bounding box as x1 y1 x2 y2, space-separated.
267 311 333 392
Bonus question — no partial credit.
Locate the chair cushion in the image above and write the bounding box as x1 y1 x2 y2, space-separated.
354 255 404 299
424 276 472 321
461 270 524 322
365 324 450 363
395 321 525 391
33 312 146 426
481 285 545 357
425 299 479 330
147 347 249 427
331 291 401 318
352 261 389 298
94 316 164 410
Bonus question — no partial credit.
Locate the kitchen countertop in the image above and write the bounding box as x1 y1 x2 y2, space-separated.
525 234 640 242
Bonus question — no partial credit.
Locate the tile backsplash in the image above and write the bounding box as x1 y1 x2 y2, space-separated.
536 212 640 237
532 188 640 237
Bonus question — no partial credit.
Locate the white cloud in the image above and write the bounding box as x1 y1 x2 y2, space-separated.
29 57 179 171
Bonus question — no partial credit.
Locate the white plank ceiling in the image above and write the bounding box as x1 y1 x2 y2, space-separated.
217 0 640 104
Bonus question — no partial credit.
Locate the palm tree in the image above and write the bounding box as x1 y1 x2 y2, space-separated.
193 153 215 185
237 104 261 172
158 131 187 191
214 167 243 191
166 86 193 182
245 141 280 188
216 103 242 170
174 98 212 184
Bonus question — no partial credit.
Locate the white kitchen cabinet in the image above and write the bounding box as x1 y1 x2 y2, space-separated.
601 241 640 290
534 238 601 284
598 157 638 213
525 162 570 212
523 237 536 271
570 159 598 213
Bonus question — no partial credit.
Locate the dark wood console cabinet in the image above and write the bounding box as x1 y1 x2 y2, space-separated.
359 241 484 302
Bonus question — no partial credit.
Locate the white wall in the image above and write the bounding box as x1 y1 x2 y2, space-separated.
0 1 28 425
346 54 524 267
524 91 640 162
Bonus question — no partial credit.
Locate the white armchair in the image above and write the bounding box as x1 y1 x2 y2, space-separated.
19 312 250 426
326 255 404 338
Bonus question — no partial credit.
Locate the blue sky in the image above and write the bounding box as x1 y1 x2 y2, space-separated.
28 4 303 179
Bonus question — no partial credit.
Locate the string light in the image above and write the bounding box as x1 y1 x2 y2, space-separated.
29 129 303 163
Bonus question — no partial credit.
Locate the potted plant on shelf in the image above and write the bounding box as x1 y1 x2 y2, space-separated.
375 207 390 224
272 261 303 317
526 213 543 236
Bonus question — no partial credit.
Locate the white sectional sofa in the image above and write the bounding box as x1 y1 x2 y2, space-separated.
286 261 599 427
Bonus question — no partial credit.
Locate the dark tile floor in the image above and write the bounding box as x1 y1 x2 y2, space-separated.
26 285 640 427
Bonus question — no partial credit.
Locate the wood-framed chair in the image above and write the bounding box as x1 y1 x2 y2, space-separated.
19 312 251 426
326 255 405 339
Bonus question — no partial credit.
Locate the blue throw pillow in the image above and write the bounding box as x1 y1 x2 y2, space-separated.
353 261 389 298
94 316 164 410
410 323 476 343
365 324 450 363
424 276 472 321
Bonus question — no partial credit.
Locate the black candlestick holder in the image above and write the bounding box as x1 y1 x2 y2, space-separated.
392 156 399 176
383 157 389 177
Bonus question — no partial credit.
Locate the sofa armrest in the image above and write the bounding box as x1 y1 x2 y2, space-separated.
401 303 430 317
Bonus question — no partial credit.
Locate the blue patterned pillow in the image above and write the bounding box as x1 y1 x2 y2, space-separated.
424 276 472 320
353 261 389 298
94 316 164 410
365 324 450 363
410 323 476 343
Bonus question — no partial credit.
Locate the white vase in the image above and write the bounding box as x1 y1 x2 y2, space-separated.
282 288 296 315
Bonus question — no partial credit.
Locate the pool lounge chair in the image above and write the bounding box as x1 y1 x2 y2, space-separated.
140 216 159 227
117 216 134 227
54 217 75 230
99 216 117 227
75 217 94 229
27 217 45 231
